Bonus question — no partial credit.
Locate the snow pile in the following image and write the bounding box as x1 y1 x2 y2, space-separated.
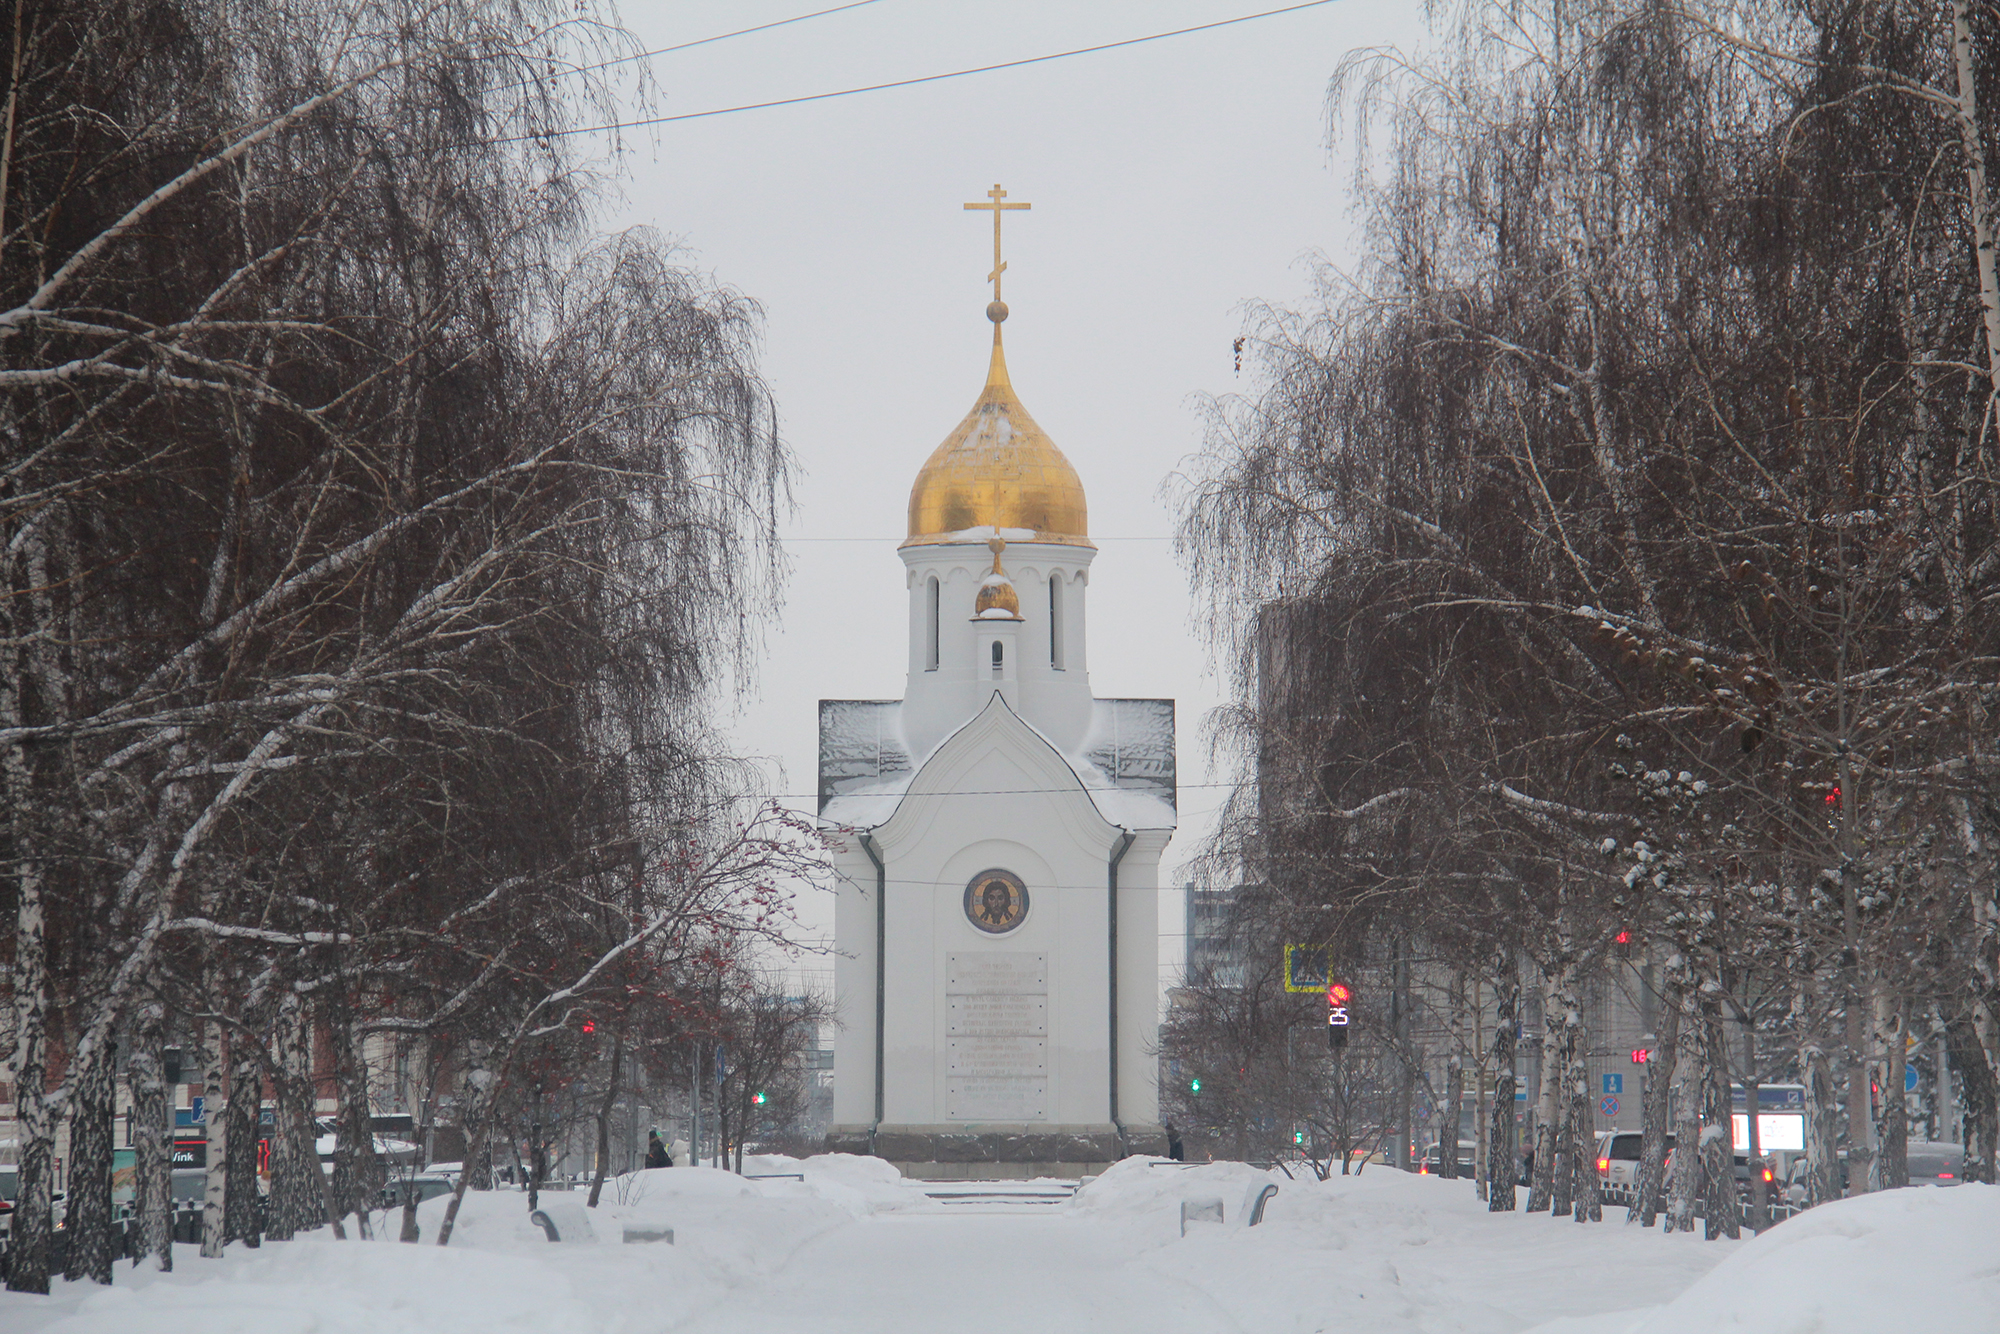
1066 1156 1284 1243
17 1161 1990 1333
736 1152 929 1215
1537 1182 2000 1334
1099 1165 1728 1332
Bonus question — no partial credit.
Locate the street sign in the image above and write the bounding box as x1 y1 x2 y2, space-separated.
189 1095 205 1124
1905 1064 1919 1093
1284 945 1331 992
1600 1095 1620 1117
1602 1073 1623 1096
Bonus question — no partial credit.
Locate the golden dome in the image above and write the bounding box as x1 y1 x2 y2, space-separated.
904 320 1091 548
974 536 1023 618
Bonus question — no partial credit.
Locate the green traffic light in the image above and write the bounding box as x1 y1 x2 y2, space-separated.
1189 1077 1201 1093
752 1091 767 1105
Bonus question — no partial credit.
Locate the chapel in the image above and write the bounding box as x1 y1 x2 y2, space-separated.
820 188 1176 1178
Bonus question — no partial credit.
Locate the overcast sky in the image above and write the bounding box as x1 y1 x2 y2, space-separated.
591 0 1431 986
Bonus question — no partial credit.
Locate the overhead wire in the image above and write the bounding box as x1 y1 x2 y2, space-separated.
553 0 888 84
488 0 1346 146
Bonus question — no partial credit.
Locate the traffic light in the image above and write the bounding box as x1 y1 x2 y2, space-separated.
1328 980 1351 1050
752 1090 767 1106
1631 1048 1652 1064
1189 1077 1202 1094
1614 931 1633 960
1294 1129 1305 1145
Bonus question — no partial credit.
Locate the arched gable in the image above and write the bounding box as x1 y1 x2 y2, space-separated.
872 691 1121 860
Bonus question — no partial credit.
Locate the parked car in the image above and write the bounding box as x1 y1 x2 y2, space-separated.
1904 1142 1963 1186
1595 1131 1674 1204
1418 1143 1477 1176
390 1174 460 1208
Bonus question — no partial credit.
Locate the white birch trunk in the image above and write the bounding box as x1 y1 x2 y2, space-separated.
198 1019 230 1258
1527 968 1564 1213
1949 0 2000 433
1664 985 1702 1234
131 1000 174 1270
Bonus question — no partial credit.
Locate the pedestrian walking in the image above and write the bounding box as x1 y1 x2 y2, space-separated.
646 1129 672 1169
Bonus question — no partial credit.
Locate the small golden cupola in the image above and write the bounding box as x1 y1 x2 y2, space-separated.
974 536 1023 619
904 183 1090 550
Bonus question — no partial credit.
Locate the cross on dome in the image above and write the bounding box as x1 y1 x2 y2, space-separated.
903 186 1087 549
963 183 1031 319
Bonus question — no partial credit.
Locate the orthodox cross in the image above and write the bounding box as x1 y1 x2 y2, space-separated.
963 183 1031 303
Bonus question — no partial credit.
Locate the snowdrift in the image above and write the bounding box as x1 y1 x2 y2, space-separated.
1581 1182 2000 1334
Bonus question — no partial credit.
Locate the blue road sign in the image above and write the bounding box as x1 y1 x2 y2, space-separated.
1905 1064 1919 1093
1600 1095 1620 1117
1602 1073 1623 1096
188 1095 205 1124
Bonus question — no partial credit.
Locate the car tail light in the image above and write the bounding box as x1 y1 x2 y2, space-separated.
1597 1157 1610 1175
1418 1162 1428 1175
1938 1172 1955 1180
1761 1167 1774 1183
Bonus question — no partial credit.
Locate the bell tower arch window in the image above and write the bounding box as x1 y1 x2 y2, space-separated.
925 575 940 670
1049 574 1065 669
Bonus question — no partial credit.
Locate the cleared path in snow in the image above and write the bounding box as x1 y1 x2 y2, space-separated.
667 1210 1241 1334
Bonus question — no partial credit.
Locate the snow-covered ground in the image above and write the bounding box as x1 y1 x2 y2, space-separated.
4 1158 1994 1334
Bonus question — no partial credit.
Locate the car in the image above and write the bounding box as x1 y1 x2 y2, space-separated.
1903 1142 1963 1186
1595 1130 1674 1204
1417 1143 1476 1176
377 1174 459 1210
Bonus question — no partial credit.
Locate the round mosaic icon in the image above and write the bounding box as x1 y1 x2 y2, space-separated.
963 868 1029 934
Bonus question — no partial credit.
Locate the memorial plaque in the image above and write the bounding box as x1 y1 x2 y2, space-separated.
948 994 1047 1036
944 952 1049 1119
946 1077 1049 1121
947 1035 1046 1073
945 952 1047 994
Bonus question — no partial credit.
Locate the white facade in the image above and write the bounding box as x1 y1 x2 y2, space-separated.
898 536 1095 757
821 544 1175 1175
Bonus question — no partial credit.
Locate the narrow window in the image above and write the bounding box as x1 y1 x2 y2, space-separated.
991 639 1003 679
925 576 940 670
1049 575 1065 669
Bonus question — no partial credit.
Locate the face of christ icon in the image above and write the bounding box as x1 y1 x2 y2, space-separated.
963 869 1027 933
979 882 1011 924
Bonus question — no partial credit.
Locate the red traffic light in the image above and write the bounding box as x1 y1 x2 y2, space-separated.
1328 982 1351 1005
1630 1048 1651 1064
1615 931 1631 945
581 1020 596 1033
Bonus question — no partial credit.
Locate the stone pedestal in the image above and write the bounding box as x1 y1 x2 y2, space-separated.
824 1122 1170 1180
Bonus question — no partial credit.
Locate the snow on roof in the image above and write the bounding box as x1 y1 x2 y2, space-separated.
946 524 1048 543
818 697 1176 832
1080 699 1176 811
817 700 913 824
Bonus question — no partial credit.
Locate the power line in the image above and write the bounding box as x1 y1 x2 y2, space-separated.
493 0 1346 146
554 1 887 84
